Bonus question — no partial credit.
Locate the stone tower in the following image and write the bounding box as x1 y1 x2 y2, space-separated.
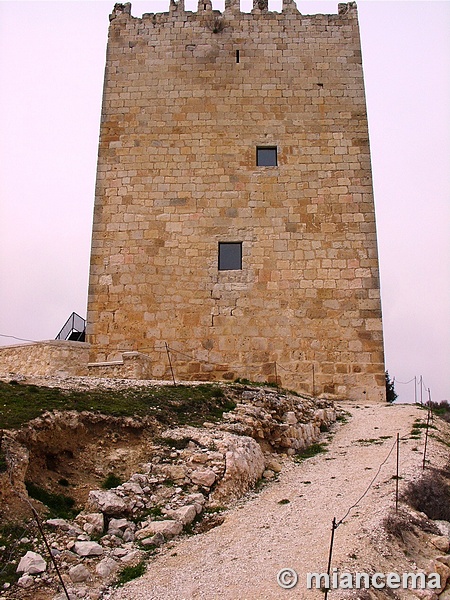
86 0 385 401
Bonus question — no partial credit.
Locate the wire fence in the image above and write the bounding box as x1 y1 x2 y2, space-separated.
323 401 437 598
394 374 434 405
0 354 441 598
1 331 440 408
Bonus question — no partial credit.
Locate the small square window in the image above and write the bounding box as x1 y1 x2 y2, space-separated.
218 242 242 271
257 146 277 166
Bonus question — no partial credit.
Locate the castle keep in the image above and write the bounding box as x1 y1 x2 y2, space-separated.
86 0 385 400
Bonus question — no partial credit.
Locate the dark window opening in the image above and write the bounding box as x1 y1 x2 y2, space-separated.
236 50 240 63
256 146 277 166
218 242 242 271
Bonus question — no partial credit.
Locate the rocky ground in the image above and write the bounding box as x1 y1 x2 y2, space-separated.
0 378 335 600
107 401 450 600
2 377 450 600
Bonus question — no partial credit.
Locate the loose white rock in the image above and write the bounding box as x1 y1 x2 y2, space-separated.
95 557 119 579
73 541 104 557
68 564 91 583
86 490 128 516
16 551 47 574
17 574 34 588
190 468 216 487
167 505 197 525
135 520 183 540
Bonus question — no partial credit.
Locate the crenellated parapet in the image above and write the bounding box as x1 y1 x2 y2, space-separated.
109 1 358 22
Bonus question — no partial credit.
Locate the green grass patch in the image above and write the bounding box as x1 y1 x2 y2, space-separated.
412 422 436 430
101 473 123 490
25 481 77 519
0 381 236 430
182 512 204 535
294 443 328 462
336 411 351 424
116 561 146 586
431 435 450 448
146 505 163 519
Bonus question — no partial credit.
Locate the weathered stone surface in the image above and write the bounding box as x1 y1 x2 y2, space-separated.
46 518 71 530
86 490 128 516
283 412 297 425
95 557 119 579
414 591 439 600
141 532 165 547
190 469 216 488
436 555 450 568
81 513 104 536
187 493 206 514
167 505 197 526
435 521 450 538
265 458 282 473
136 520 183 540
68 564 91 583
46 518 83 536
16 551 47 574
430 535 450 554
107 518 134 537
17 574 34 588
429 560 450 594
160 465 186 481
0 341 89 378
73 541 104 557
120 550 143 565
121 481 144 495
3 384 339 600
163 427 265 504
85 0 385 403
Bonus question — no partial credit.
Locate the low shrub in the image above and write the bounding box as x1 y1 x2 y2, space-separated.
294 443 327 462
382 511 414 539
402 473 450 521
430 401 450 422
25 481 76 519
116 561 146 586
101 473 123 490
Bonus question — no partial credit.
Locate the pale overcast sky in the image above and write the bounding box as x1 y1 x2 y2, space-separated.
0 1 449 403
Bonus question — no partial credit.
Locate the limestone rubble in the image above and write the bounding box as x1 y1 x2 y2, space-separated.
0 383 337 599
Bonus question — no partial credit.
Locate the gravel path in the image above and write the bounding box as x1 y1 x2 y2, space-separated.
109 402 435 600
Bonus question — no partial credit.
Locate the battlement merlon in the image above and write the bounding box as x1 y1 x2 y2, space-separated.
110 1 358 22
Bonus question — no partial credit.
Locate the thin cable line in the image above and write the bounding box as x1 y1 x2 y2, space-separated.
336 438 397 528
0 333 38 343
394 377 415 385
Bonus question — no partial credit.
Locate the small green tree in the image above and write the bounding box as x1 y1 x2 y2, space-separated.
385 371 398 403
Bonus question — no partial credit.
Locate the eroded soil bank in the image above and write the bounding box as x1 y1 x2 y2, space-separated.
0 378 335 599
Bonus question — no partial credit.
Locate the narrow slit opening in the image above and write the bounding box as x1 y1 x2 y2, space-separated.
236 49 240 63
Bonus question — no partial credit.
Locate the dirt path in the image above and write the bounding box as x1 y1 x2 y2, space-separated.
109 402 437 600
